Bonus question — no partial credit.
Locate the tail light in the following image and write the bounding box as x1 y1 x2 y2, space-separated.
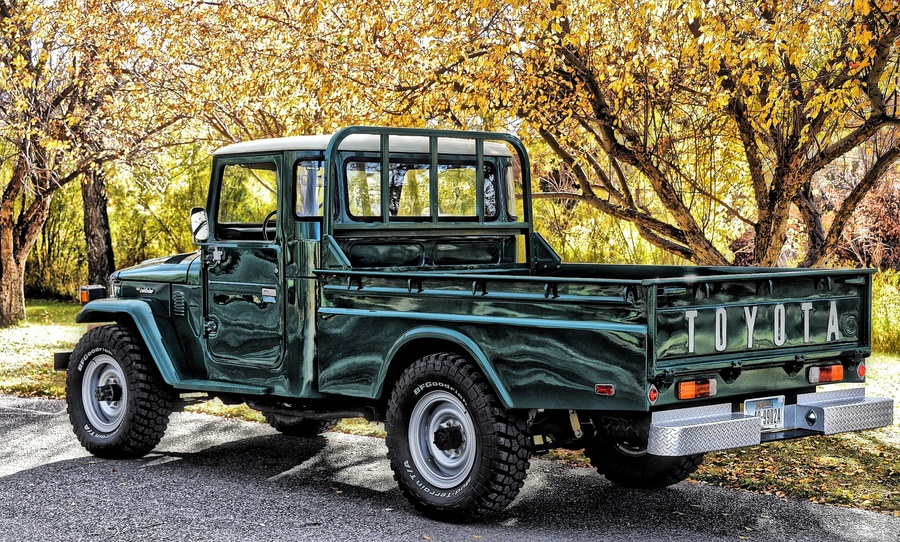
648 385 659 405
808 365 844 384
677 378 718 400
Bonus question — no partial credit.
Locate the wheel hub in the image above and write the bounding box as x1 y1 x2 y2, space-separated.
81 354 128 433
408 390 477 489
94 383 123 403
433 424 464 451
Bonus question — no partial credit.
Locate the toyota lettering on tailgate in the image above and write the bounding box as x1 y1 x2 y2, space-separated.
657 299 860 358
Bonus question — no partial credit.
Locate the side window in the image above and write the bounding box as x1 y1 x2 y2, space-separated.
216 161 278 241
295 160 324 217
218 161 278 225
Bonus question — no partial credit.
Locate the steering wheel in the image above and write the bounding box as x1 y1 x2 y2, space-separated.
262 210 277 241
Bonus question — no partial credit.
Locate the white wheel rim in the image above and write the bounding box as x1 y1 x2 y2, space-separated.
408 390 477 489
81 354 127 433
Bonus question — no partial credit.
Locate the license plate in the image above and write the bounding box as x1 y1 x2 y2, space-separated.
744 395 785 430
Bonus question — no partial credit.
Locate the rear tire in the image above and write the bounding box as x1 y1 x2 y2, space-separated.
65 325 174 459
385 352 530 521
585 415 703 489
263 413 338 437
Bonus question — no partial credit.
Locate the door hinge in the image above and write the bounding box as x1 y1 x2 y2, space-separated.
206 245 223 268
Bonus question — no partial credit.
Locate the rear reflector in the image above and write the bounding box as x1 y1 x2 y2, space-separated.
677 378 717 400
808 365 844 384
594 384 616 396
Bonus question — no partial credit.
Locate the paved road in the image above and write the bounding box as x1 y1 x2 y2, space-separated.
1 395 897 542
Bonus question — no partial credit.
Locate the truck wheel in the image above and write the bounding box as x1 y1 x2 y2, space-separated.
263 413 338 437
385 352 530 521
66 325 174 459
584 416 703 489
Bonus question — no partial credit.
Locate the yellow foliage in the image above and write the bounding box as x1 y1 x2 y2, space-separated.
4 0 899 269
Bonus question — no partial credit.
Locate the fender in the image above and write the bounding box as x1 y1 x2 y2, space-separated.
76 299 186 386
378 326 515 409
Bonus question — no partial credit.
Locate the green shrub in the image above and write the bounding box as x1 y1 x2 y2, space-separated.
872 270 900 354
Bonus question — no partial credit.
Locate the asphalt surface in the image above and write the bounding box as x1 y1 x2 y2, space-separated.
1 395 897 542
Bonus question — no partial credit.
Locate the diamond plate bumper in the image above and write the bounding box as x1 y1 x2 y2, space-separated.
648 388 894 457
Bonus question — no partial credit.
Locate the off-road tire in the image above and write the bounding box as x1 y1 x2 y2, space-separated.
385 352 530 521
585 415 704 489
66 324 174 459
263 413 338 437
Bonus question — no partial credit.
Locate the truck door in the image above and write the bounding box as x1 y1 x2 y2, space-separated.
204 156 284 369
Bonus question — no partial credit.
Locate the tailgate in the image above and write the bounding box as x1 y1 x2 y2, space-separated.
650 268 874 375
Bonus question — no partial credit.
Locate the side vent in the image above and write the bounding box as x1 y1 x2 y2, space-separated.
172 290 186 317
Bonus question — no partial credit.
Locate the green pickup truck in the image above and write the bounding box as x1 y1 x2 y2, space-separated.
57 127 894 521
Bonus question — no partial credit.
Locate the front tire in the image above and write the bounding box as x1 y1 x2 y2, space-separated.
385 353 530 521
66 325 174 458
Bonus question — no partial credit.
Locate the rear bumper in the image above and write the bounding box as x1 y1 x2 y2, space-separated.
648 388 894 456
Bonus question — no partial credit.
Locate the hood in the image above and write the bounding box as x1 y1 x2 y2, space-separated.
111 252 200 284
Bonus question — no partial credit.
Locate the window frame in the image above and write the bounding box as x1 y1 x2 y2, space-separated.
210 155 281 242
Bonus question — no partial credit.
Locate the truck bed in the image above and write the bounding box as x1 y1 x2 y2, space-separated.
315 262 874 412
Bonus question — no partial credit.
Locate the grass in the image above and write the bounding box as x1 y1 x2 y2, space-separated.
2 299 898 515
0 300 81 398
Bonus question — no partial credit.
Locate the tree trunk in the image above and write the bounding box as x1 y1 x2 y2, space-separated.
753 198 793 267
0 155 55 327
0 253 26 327
0 157 28 327
81 169 116 288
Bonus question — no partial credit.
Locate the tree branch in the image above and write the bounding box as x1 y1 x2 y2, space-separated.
803 142 900 267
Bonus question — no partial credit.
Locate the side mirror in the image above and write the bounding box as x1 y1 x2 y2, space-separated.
190 207 209 244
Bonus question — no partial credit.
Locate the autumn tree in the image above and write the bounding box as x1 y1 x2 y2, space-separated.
0 0 183 326
151 1 385 143
312 0 900 267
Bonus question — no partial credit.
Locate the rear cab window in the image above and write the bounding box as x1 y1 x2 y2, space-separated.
343 157 501 222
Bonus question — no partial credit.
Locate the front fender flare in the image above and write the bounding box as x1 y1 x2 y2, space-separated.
379 326 514 409
76 299 185 386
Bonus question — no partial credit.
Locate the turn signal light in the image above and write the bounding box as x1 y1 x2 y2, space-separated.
808 365 844 384
79 285 106 305
677 378 718 400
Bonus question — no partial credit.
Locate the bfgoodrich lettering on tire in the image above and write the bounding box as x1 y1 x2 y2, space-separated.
385 352 530 521
66 324 174 459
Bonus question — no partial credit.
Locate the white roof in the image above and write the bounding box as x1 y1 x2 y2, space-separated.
214 133 514 157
